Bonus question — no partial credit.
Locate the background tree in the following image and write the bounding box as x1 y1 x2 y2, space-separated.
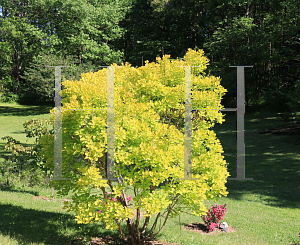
0 13 51 101
115 0 300 113
0 0 133 104
1 0 299 119
28 0 132 66
114 0 209 68
200 0 300 109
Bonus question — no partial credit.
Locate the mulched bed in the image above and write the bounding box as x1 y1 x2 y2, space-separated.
71 236 181 245
183 222 236 235
70 222 237 245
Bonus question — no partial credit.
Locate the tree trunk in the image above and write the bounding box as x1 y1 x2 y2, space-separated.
13 46 22 94
245 3 250 18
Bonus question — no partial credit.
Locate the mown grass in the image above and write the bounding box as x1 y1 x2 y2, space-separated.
0 101 299 245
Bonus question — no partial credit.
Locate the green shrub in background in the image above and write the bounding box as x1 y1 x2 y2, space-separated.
0 91 19 103
18 50 100 105
0 75 19 103
0 118 54 188
262 79 300 124
0 161 47 189
286 80 300 124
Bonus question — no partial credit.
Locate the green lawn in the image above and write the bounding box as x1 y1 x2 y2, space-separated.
0 101 299 245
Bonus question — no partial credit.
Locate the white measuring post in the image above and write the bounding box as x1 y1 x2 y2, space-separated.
175 66 202 181
227 66 253 180
45 65 119 182
101 66 118 181
45 65 71 182
175 65 254 181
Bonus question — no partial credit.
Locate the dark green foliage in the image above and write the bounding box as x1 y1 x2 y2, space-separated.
0 13 52 103
1 0 300 112
261 82 292 114
0 0 132 105
18 50 100 105
262 79 300 124
285 80 300 124
0 76 19 103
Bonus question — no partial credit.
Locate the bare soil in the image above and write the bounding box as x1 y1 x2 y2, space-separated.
71 235 181 245
258 123 300 144
32 196 51 201
32 196 71 202
183 222 237 235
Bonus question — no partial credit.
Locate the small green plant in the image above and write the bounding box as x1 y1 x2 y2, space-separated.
0 118 54 188
254 111 260 118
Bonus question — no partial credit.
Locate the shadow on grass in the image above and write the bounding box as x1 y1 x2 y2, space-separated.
9 130 28 135
0 198 167 245
0 104 53 117
0 185 39 196
156 105 300 209
0 202 129 245
213 107 300 209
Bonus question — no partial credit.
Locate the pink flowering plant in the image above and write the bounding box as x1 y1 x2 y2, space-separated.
201 204 227 232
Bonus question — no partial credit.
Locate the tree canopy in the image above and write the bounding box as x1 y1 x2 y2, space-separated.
0 0 299 117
